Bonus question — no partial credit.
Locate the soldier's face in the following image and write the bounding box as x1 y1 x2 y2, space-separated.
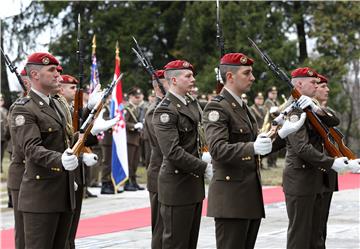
255 96 264 105
300 78 318 97
233 66 255 93
315 82 329 102
173 69 195 95
61 83 77 102
38 65 61 93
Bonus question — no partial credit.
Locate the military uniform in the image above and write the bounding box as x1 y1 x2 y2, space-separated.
153 89 207 249
124 97 144 190
203 87 264 249
12 90 75 249
144 96 163 249
283 68 339 249
7 102 26 249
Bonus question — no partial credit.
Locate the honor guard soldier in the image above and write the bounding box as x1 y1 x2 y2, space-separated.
144 69 169 249
282 67 351 249
203 53 270 249
153 60 212 249
11 52 78 249
6 68 31 249
124 86 146 191
250 92 266 129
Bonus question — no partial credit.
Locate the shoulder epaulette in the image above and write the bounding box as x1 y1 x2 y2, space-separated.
160 98 171 107
212 95 224 102
14 96 31 105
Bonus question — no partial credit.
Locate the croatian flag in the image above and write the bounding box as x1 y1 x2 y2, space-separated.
110 44 129 189
90 53 100 93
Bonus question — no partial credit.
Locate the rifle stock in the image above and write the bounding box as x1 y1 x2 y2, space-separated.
248 37 357 159
72 74 124 156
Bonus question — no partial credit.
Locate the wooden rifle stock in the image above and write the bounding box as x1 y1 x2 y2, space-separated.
329 127 356 159
72 89 83 132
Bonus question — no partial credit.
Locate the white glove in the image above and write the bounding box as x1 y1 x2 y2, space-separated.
331 157 349 173
204 163 213 180
74 182 78 191
201 152 212 164
87 84 104 110
83 153 98 167
278 113 306 139
297 95 320 112
269 106 279 114
348 159 360 173
253 133 272 155
61 148 78 171
91 109 120 135
134 122 143 130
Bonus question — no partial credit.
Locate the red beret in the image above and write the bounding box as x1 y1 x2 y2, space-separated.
152 69 165 80
220 53 254 66
26 52 59 66
291 67 319 79
20 68 27 76
60 75 79 85
317 74 328 84
164 60 194 72
56 65 63 73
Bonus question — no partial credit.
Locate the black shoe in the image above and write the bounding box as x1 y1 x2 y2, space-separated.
134 183 145 190
85 189 97 198
124 183 137 191
101 184 115 194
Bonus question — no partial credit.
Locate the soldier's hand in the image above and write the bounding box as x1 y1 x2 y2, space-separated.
204 163 213 180
331 157 349 173
83 153 99 167
134 122 143 130
201 152 212 164
254 133 272 155
278 113 306 139
297 95 320 113
348 159 360 173
61 148 78 171
91 109 120 135
87 84 104 110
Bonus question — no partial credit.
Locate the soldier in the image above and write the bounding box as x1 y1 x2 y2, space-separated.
203 53 307 249
6 68 32 249
250 92 266 129
11 52 78 249
153 60 212 249
264 86 280 168
124 86 146 191
283 67 350 249
144 69 169 249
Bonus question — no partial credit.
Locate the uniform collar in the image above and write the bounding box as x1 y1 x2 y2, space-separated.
31 87 50 105
224 87 243 107
169 90 187 105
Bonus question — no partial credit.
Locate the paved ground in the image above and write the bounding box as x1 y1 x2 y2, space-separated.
2 183 358 249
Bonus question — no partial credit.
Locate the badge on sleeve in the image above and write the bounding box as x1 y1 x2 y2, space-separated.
160 113 170 123
15 115 25 126
208 110 220 122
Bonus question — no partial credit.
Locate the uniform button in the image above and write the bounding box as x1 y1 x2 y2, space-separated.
36 175 40 180
174 169 179 174
302 165 306 168
225 176 230 180
22 160 26 164
185 128 188 131
240 129 243 133
48 128 52 132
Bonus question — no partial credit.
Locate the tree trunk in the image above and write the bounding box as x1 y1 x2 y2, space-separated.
293 2 308 63
1 22 11 109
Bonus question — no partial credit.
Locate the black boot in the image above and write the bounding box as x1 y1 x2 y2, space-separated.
101 182 115 194
124 181 137 191
134 182 145 190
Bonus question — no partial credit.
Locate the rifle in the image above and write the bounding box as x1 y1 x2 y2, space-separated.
73 13 84 132
131 36 166 96
215 0 225 94
72 73 124 156
248 37 357 159
1 48 27 94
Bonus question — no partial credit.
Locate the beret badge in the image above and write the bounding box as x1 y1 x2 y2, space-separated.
42 57 50 65
240 56 248 65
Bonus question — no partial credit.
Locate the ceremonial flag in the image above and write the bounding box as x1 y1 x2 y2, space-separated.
90 35 100 93
111 41 129 189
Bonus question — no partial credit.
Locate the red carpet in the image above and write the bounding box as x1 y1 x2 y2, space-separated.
1 173 359 249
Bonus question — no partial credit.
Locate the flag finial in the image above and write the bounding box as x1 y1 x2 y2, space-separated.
92 35 96 55
115 41 119 55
